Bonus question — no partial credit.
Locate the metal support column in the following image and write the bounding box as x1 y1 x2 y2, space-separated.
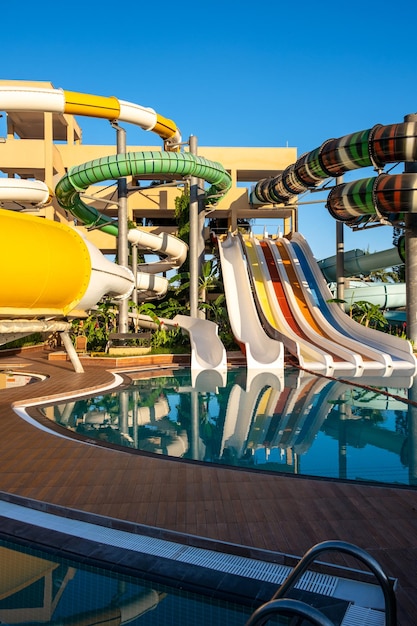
113 122 129 334
60 331 84 373
335 176 345 308
405 113 417 347
189 135 199 319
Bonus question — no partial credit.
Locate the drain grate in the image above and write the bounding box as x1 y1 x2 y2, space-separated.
295 569 338 596
0 500 369 606
178 545 293 584
342 604 385 626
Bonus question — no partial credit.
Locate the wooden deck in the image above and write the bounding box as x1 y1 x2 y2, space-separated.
1 347 417 623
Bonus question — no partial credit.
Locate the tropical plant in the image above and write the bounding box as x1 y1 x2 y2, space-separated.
70 300 117 351
200 293 238 350
172 258 221 307
128 300 161 331
349 300 388 330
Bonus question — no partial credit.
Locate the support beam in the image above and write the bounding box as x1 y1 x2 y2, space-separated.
405 113 417 347
189 135 199 319
60 331 84 373
113 122 129 334
335 176 345 309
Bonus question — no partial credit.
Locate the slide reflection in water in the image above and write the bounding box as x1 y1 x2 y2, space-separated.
36 367 417 486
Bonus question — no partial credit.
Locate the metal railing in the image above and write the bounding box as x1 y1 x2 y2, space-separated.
245 597 334 625
245 539 397 626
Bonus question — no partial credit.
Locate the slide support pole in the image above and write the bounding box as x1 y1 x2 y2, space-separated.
114 122 129 334
335 176 345 309
405 114 417 349
189 135 199 319
60 331 85 373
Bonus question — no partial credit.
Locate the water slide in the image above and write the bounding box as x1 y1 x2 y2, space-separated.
0 85 232 373
55 150 231 296
0 201 135 369
219 229 416 374
218 233 284 372
251 119 417 228
0 177 52 206
318 246 404 282
318 245 406 312
0 85 182 148
172 314 227 373
242 236 334 374
243 235 354 374
289 232 417 373
328 281 406 313
250 234 395 375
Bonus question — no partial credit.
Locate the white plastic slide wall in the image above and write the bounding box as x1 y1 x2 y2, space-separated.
218 233 284 372
289 233 417 375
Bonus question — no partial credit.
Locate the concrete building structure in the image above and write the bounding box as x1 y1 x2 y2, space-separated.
0 79 297 255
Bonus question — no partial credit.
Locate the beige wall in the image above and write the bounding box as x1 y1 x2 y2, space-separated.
0 80 297 252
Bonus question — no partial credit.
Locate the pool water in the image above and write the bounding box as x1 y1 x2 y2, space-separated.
42 367 417 487
0 537 252 625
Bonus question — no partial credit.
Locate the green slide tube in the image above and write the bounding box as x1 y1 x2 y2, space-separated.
56 151 232 233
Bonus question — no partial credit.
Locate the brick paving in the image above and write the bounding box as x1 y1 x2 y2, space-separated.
1 347 417 623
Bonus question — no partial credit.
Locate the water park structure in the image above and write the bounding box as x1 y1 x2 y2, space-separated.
3 79 417 624
0 79 417 377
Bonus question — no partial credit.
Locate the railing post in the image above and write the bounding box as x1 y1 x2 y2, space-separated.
272 540 396 626
245 598 334 626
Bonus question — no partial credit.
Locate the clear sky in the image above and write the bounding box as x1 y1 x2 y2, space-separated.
2 0 417 261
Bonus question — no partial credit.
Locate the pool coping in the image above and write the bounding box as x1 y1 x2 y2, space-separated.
0 490 385 613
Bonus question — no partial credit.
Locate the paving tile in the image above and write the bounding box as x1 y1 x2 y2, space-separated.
1 348 417 623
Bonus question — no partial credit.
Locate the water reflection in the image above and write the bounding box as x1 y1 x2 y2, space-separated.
0 544 163 624
0 540 247 625
42 368 417 486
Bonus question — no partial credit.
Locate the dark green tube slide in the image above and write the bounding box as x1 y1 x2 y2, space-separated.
253 120 417 226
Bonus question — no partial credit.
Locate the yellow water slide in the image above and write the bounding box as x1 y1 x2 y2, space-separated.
0 85 181 148
0 84 233 375
0 207 134 319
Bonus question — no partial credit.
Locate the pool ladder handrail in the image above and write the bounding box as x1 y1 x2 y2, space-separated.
245 539 397 626
245 597 334 626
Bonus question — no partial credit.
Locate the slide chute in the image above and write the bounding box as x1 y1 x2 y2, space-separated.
252 121 417 226
217 231 417 376
0 84 233 374
0 85 181 148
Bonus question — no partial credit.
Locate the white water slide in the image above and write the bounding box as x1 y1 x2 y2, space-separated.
218 233 284 373
282 233 417 375
219 231 416 376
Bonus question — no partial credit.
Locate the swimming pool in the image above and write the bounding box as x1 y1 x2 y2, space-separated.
40 367 417 488
0 495 391 625
0 536 252 625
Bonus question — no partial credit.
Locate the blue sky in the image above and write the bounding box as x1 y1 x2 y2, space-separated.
3 0 417 260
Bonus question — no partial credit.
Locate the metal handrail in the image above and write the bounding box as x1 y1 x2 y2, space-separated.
272 540 396 625
244 597 334 626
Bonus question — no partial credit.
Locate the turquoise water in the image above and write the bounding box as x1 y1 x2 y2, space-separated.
43 367 417 487
0 538 251 625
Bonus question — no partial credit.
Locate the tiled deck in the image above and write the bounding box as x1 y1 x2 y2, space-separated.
1 347 417 623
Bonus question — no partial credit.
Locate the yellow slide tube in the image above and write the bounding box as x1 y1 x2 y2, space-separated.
0 209 91 317
63 90 120 119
